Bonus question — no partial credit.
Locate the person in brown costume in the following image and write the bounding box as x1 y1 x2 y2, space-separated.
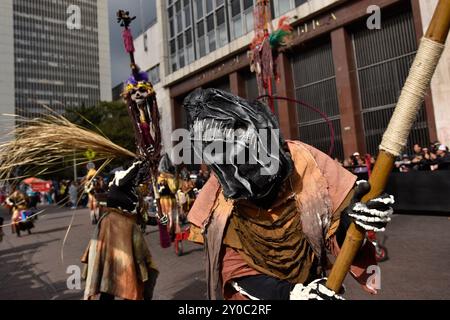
184 89 394 300
82 159 159 300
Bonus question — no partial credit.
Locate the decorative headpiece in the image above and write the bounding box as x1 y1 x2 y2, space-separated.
116 9 161 161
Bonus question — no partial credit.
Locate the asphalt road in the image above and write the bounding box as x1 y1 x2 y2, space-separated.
0 205 449 300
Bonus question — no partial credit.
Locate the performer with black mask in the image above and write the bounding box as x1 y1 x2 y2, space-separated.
185 89 394 300
82 159 159 300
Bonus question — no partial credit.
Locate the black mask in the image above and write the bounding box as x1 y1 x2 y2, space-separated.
183 89 293 203
107 159 150 213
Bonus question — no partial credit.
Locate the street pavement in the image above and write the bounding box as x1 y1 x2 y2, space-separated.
0 205 449 300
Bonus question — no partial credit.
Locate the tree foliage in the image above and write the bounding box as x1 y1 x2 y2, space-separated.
65 100 136 172
66 101 135 153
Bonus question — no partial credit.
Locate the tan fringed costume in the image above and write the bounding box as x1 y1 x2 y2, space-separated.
81 208 158 300
188 141 377 300
158 172 179 234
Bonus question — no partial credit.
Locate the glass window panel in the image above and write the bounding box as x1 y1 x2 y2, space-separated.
244 10 253 34
185 29 193 45
218 24 227 47
295 0 308 6
197 20 205 37
232 16 242 38
206 0 213 13
243 0 253 10
196 0 203 19
179 53 185 68
178 34 184 49
176 11 183 33
216 7 225 25
198 36 206 57
170 55 177 72
187 44 195 63
170 39 176 54
206 14 214 32
208 31 216 51
278 0 292 16
231 0 241 17
169 19 175 37
184 5 191 27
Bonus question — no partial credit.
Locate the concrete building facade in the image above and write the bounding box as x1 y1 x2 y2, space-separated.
134 0 449 159
133 7 172 153
0 0 111 123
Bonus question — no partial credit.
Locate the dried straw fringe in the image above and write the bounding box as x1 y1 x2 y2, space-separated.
0 113 136 182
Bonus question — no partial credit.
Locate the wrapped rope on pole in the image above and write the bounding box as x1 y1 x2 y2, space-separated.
326 0 450 293
380 38 445 156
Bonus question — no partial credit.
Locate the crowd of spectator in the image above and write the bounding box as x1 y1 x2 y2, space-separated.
394 142 450 172
334 152 376 180
335 141 450 177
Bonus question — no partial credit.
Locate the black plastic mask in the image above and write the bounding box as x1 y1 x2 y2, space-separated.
107 159 150 213
184 89 293 202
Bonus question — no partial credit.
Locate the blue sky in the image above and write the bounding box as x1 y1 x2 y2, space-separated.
108 0 157 87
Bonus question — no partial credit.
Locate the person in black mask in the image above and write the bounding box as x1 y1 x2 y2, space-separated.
185 89 394 300
82 159 160 300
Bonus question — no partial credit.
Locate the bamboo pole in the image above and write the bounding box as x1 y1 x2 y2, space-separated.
326 0 450 293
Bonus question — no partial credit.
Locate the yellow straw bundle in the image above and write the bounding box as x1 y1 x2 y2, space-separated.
0 113 136 181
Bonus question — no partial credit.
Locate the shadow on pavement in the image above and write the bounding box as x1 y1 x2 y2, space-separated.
31 225 81 235
171 271 207 300
0 239 83 300
179 246 203 256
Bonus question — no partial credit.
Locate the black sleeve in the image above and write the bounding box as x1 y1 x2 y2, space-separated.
335 210 353 248
234 275 294 300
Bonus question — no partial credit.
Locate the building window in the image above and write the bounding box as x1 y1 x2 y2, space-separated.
168 0 194 72
229 0 254 40
291 40 344 161
167 0 259 73
148 65 161 85
272 0 309 17
351 10 429 155
143 33 148 52
194 0 229 58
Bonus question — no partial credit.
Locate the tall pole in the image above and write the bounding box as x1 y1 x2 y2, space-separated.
326 0 450 293
73 151 77 181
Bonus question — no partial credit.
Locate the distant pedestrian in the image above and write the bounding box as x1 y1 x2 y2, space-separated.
69 181 78 209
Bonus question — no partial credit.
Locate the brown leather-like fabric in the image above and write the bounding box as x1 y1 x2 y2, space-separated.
188 141 368 300
82 208 158 300
229 195 315 284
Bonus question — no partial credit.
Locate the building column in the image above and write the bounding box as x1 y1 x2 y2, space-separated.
275 53 299 140
0 0 15 140
229 71 246 98
170 97 183 131
331 27 366 158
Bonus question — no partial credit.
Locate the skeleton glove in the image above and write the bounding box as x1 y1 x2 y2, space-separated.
337 181 394 247
290 278 344 300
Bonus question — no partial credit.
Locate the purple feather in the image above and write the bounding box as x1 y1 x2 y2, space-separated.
126 71 149 85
